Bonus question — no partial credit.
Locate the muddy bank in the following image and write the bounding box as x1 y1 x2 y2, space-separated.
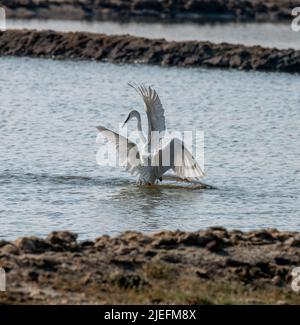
1 0 298 22
1 29 300 72
0 227 300 304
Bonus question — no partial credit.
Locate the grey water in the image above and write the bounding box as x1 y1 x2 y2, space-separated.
7 18 300 50
0 57 299 240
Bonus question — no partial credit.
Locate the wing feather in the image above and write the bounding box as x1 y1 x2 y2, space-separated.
152 138 204 180
128 82 166 133
96 126 141 175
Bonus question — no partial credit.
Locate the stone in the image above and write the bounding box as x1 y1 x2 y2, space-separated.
46 231 78 251
14 237 51 254
2 0 294 22
1 244 19 255
110 272 148 288
0 30 299 73
1 228 300 304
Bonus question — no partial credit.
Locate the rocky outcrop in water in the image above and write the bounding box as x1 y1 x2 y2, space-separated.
0 29 300 72
1 0 298 22
0 228 300 304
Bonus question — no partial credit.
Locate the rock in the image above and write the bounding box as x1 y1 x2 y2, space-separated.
160 253 182 264
144 250 157 258
14 237 51 254
0 240 10 248
0 30 299 73
1 227 300 304
275 256 291 265
80 240 94 248
177 232 201 246
27 270 40 282
196 268 209 279
46 231 78 251
110 272 148 288
28 256 60 272
1 243 19 255
249 229 275 242
284 236 300 247
272 275 282 286
152 231 179 248
94 235 111 249
206 240 220 252
110 257 138 270
2 0 295 22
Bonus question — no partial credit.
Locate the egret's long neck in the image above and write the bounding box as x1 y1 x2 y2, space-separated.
135 112 147 145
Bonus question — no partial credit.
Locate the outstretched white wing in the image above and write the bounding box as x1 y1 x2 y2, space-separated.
152 138 204 180
128 82 166 134
96 126 141 175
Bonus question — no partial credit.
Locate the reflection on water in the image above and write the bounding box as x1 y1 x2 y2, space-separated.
7 18 300 49
109 181 210 231
0 57 299 240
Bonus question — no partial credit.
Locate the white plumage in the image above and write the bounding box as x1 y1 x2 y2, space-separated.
96 84 204 185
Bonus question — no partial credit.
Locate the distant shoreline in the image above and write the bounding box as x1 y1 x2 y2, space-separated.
0 29 299 73
1 227 299 304
2 0 297 23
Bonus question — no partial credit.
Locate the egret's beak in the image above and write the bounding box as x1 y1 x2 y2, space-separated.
122 115 130 128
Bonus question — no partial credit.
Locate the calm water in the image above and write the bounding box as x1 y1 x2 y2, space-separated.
0 57 299 240
7 18 300 50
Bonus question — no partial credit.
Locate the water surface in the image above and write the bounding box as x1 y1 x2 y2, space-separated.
0 57 299 239
7 18 300 50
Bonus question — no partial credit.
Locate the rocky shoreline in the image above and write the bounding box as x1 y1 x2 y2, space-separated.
1 29 300 72
0 227 300 304
1 0 298 22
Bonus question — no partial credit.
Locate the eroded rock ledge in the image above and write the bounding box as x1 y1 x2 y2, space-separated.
0 228 300 304
0 29 300 72
1 0 298 22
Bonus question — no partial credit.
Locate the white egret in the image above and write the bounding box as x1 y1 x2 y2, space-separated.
96 83 204 185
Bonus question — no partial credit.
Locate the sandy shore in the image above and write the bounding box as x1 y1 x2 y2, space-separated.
0 29 300 72
0 227 300 304
2 0 297 22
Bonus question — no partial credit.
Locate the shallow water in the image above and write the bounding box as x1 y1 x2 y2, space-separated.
7 18 300 50
0 57 299 240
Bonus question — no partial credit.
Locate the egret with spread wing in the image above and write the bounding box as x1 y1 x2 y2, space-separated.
96 83 204 185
